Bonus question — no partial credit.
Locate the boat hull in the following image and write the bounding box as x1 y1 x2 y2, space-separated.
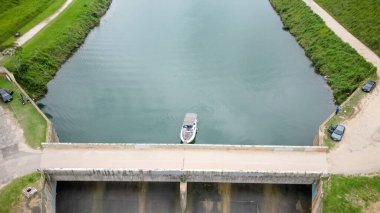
180 113 198 144
180 125 197 144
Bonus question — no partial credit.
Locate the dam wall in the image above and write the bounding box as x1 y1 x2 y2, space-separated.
43 168 323 185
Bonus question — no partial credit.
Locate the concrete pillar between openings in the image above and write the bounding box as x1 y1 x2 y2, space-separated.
180 182 187 213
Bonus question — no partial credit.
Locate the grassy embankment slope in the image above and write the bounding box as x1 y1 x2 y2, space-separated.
270 0 375 104
311 2 380 211
3 0 112 99
324 175 380 212
0 173 41 213
0 77 46 148
0 0 66 50
316 0 380 57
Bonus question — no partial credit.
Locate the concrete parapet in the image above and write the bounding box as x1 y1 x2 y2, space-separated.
42 143 328 152
42 168 325 185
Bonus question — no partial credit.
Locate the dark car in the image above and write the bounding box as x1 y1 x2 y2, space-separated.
329 124 345 141
0 89 13 103
362 80 376 92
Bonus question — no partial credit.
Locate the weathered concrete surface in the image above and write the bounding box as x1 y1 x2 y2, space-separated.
0 104 41 188
41 178 56 213
0 104 22 156
43 169 324 185
41 143 327 184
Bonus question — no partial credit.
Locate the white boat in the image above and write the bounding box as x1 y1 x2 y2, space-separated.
180 113 198 144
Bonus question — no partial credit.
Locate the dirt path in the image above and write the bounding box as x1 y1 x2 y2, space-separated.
0 105 41 189
15 0 73 46
303 0 380 174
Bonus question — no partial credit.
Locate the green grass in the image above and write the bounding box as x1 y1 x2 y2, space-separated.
316 0 380 57
3 0 111 99
0 173 42 213
0 0 66 50
323 175 380 212
270 0 376 104
0 76 47 148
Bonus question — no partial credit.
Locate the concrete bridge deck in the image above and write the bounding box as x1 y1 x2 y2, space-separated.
41 143 327 184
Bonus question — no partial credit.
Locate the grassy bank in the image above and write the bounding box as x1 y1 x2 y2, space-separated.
0 173 42 213
323 175 380 212
0 76 46 148
316 0 380 57
4 0 112 99
270 0 375 104
0 0 66 50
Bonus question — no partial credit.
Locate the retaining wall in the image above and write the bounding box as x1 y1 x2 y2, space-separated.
311 180 324 213
41 175 56 213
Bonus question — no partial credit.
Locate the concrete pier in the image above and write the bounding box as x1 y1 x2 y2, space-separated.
180 182 187 212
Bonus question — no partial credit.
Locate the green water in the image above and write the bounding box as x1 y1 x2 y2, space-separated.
39 0 334 145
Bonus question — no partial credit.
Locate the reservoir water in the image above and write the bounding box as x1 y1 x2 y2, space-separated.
39 0 334 145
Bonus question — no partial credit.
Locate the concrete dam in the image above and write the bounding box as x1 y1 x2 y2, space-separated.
40 143 326 212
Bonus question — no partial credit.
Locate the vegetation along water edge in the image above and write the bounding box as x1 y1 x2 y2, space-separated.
270 0 376 104
315 0 380 57
0 0 66 50
3 0 112 100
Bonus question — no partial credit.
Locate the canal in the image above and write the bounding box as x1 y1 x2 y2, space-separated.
39 0 334 145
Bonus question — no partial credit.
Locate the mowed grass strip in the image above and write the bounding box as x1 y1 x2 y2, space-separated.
270 0 375 104
316 0 380 57
0 173 41 213
0 77 46 148
4 0 111 99
0 0 66 49
323 175 380 212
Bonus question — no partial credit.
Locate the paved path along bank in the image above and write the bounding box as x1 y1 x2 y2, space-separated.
303 0 380 174
16 0 73 46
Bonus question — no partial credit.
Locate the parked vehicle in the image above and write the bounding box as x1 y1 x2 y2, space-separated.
329 124 345 141
361 80 376 92
0 89 13 103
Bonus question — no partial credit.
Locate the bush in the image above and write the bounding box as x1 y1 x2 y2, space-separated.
5 0 112 99
270 0 375 104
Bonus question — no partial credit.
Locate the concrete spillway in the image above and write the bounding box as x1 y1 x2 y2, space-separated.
40 143 326 212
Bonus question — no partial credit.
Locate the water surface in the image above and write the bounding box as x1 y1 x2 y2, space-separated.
39 0 334 145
